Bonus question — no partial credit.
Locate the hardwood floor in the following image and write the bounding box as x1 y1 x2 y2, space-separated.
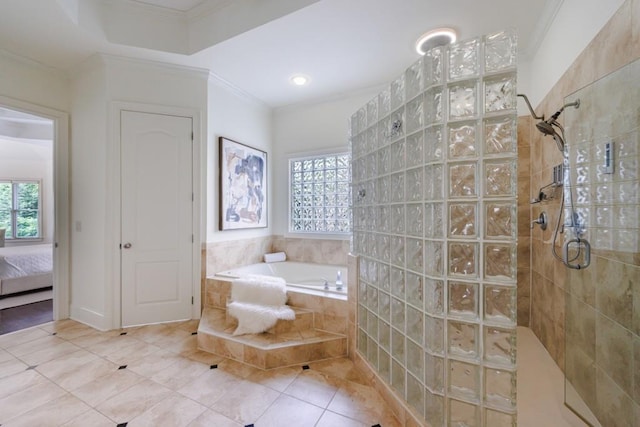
0 300 53 335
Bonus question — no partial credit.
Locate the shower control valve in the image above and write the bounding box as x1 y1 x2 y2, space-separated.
531 212 548 231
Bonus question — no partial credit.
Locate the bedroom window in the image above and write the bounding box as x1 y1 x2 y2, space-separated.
0 180 41 239
289 152 351 234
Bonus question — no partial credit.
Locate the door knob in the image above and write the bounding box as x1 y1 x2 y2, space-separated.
123 243 132 249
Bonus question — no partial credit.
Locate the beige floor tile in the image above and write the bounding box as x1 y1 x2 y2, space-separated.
0 369 48 399
0 380 67 423
0 348 14 362
517 327 590 427
61 409 115 427
2 393 90 427
180 348 224 365
105 339 162 365
66 329 123 349
255 394 324 427
209 379 280 424
245 365 300 392
327 380 401 426
186 409 241 427
175 319 201 333
216 357 261 378
309 358 370 385
84 334 142 358
95 379 174 423
36 349 99 380
127 323 177 343
150 357 211 390
126 348 183 378
46 357 118 392
6 335 80 364
284 370 340 408
316 410 368 427
128 393 207 427
0 327 50 349
71 368 143 407
0 357 28 379
40 320 96 340
178 368 244 406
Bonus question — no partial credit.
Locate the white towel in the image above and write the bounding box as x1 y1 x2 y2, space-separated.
264 252 286 263
229 274 293 335
227 301 295 335
231 274 287 306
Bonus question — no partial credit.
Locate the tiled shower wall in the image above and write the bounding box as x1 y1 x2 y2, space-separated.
351 30 519 426
526 1 640 425
527 0 639 380
562 59 640 427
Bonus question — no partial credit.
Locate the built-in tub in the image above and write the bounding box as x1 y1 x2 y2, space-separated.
216 261 348 295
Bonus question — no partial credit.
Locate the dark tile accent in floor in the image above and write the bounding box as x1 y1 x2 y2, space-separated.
302 365 310 370
118 365 128 370
117 423 128 427
0 299 53 335
210 364 218 369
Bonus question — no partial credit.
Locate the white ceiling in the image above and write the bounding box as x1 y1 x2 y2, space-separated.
0 0 561 108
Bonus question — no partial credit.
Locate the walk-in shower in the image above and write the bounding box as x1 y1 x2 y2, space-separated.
351 29 519 426
518 93 590 270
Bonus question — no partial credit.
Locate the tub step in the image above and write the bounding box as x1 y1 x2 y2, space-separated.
197 307 347 369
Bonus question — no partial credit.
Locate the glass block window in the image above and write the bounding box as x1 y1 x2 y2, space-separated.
289 152 351 233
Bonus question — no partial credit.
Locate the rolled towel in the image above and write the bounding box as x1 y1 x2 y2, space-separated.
231 274 287 306
264 252 286 263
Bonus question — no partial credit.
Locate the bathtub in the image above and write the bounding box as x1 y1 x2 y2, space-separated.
216 261 348 295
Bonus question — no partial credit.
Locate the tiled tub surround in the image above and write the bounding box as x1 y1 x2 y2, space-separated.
351 30 519 426
202 236 349 308
204 236 349 277
198 276 349 369
561 59 640 427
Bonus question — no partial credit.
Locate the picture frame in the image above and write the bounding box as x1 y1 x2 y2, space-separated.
219 137 268 230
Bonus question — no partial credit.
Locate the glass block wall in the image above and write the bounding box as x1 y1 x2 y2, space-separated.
351 30 518 426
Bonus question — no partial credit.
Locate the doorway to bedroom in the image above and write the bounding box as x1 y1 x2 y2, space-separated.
0 106 55 334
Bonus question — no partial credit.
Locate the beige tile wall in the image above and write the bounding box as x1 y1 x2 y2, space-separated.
529 0 639 365
528 0 640 424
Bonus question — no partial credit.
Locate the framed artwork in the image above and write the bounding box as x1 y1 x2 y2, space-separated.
219 137 267 230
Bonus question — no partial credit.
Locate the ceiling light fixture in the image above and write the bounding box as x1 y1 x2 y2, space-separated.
289 74 310 86
415 28 457 55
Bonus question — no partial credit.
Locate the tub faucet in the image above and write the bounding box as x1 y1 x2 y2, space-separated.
322 278 329 290
335 270 343 291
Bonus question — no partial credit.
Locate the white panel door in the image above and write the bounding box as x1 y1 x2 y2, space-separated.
121 111 193 327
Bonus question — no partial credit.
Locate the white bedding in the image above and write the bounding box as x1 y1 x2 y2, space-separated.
0 244 53 295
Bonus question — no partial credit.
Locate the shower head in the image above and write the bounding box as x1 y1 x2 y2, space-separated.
535 100 580 152
536 120 556 136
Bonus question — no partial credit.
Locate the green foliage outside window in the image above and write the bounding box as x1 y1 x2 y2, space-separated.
0 181 41 239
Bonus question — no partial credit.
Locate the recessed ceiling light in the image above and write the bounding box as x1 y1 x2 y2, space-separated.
290 74 310 86
415 28 457 55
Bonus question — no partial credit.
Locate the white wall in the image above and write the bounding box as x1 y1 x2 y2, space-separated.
272 88 381 236
70 54 209 330
527 0 625 108
206 74 273 243
0 51 70 112
0 138 54 244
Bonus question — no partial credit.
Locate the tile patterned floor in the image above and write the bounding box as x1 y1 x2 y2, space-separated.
0 319 401 427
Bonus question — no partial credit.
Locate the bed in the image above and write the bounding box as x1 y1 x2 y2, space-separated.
0 244 53 297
